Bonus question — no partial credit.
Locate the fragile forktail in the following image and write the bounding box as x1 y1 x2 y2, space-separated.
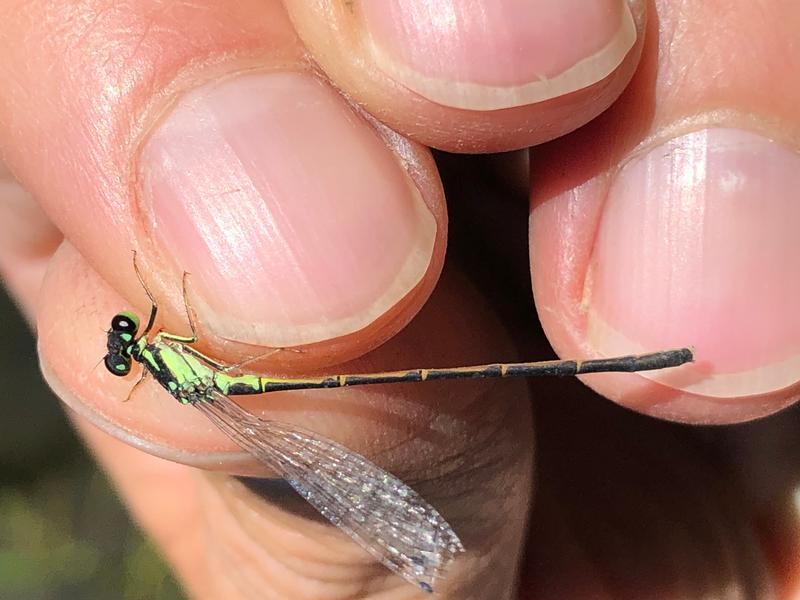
102 267 693 594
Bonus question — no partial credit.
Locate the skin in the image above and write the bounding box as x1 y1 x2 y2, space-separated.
1 0 799 598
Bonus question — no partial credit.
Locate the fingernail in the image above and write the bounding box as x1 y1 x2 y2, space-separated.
358 0 636 110
139 72 437 347
587 128 800 398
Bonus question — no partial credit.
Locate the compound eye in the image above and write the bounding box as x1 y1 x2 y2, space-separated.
104 354 131 376
111 312 139 335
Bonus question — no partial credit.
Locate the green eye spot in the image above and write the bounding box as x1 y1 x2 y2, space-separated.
115 363 127 371
120 333 132 342
112 311 140 334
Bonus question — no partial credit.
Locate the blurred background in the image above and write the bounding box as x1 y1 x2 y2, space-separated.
0 287 183 600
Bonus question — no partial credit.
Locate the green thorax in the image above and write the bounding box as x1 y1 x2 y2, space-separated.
139 341 218 404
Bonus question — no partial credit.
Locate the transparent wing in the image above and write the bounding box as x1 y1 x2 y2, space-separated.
194 390 464 593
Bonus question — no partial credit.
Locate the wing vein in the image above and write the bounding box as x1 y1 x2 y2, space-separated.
194 391 463 592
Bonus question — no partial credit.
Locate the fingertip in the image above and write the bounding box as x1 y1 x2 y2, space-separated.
138 70 445 350
530 130 800 424
284 0 647 152
528 0 800 424
358 0 637 111
586 129 800 400
0 0 449 363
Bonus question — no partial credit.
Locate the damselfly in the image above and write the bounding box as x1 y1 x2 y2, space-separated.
103 265 693 593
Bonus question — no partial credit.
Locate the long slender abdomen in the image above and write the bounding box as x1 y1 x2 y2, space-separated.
212 348 694 396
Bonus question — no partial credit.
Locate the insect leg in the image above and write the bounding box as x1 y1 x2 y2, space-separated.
178 344 226 370
158 271 198 344
124 368 148 402
218 347 302 374
132 251 158 338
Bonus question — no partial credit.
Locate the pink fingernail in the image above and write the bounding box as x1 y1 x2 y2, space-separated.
587 128 800 398
138 72 437 346
358 0 636 110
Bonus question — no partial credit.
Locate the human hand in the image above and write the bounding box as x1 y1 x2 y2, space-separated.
1 1 798 598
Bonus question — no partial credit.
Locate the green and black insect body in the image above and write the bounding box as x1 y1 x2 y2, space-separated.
101 262 694 594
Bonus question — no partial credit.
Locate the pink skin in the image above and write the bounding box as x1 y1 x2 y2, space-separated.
282 0 648 148
0 0 447 368
141 72 438 347
530 1 800 423
360 0 629 86
588 129 800 397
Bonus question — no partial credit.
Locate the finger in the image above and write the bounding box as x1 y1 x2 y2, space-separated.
283 0 648 152
529 0 800 423
40 242 534 597
0 163 61 314
0 0 445 367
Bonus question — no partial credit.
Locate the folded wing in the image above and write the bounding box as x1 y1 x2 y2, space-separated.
195 390 464 593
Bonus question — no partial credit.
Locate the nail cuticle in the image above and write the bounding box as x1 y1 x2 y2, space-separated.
613 114 800 179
